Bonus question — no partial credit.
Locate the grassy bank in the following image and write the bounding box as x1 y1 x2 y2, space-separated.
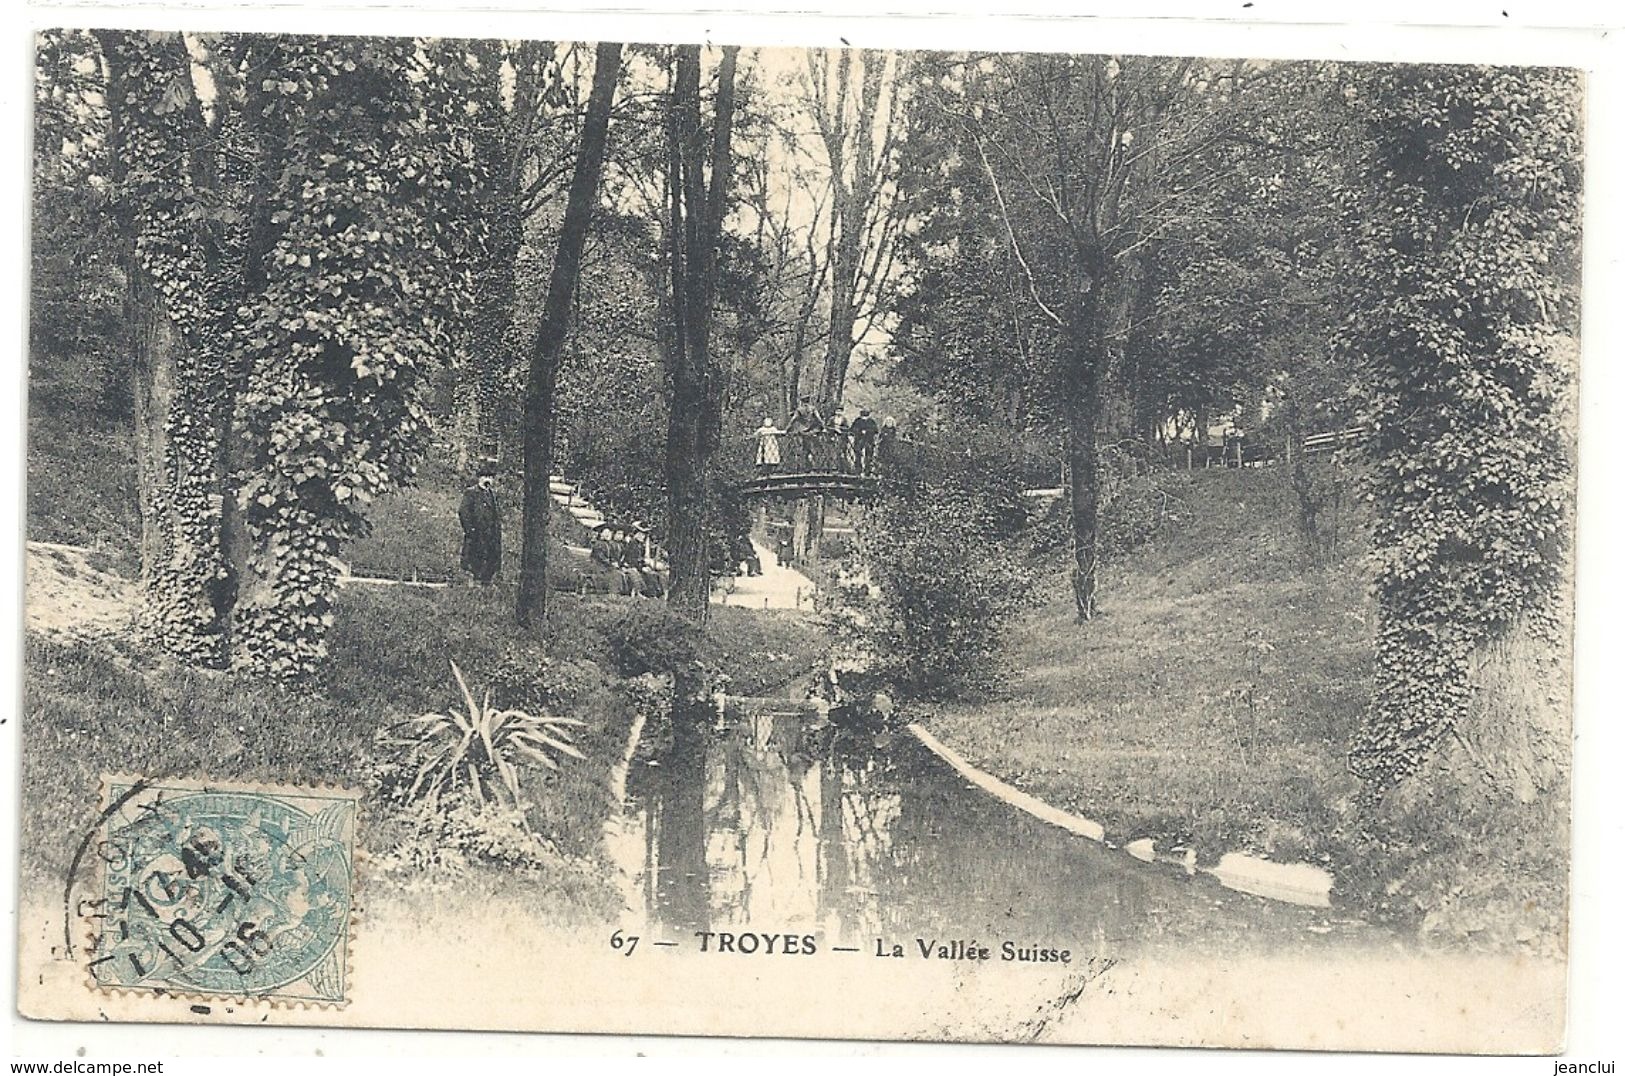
26 414 139 566
922 466 1372 868
21 565 826 927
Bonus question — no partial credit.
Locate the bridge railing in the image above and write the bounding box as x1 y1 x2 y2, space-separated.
747 427 883 477
735 422 1371 495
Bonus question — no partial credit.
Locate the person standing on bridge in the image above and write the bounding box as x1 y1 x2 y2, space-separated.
850 409 879 475
830 414 853 473
458 460 502 586
878 414 899 472
753 415 784 476
784 396 825 470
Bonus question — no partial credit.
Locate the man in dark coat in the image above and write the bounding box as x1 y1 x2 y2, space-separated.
784 396 826 470
850 409 880 474
458 461 501 585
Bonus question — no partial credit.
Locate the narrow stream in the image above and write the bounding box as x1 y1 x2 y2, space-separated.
607 697 1375 959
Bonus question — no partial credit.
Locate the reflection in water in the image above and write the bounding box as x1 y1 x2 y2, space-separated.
624 699 893 944
617 699 1363 955
649 718 710 934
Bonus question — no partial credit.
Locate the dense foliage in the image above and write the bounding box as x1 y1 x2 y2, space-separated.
852 439 1037 697
855 486 1035 699
1340 65 1580 795
48 32 479 676
94 30 247 666
602 602 708 680
232 37 478 673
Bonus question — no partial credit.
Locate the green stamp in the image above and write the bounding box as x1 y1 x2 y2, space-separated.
87 777 357 1005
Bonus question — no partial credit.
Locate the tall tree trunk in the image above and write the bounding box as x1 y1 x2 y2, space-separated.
465 208 521 464
1062 276 1108 622
1063 386 1101 622
516 41 622 630
820 197 862 411
1455 617 1569 805
663 45 741 625
129 270 178 596
812 49 889 413
96 30 233 665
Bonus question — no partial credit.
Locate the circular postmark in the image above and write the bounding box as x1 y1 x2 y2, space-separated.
84 778 356 1004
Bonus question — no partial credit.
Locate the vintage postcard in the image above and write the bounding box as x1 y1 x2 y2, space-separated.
15 16 1585 1052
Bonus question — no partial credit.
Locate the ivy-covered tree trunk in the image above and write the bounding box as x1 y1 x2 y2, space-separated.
516 41 622 631
96 30 235 666
141 286 237 663
1343 65 1579 805
449 40 521 471
218 45 288 619
230 37 476 675
463 212 521 466
662 45 741 625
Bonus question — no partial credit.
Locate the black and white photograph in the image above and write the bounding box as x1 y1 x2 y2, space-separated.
7 5 1609 1057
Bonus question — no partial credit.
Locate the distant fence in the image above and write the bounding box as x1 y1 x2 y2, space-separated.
1158 425 1371 472
1302 426 1370 456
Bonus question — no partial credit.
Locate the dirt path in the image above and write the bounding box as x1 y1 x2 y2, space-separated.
24 543 137 643
711 539 815 611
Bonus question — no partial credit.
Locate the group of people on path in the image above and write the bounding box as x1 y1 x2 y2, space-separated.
591 522 666 597
753 398 898 477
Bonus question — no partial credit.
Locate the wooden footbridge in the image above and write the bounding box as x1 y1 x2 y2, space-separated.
737 470 883 501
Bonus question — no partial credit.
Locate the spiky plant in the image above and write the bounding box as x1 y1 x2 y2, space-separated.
398 660 586 808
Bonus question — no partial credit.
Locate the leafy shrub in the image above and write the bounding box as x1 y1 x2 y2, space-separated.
367 774 623 923
602 603 707 679
480 646 608 717
855 485 1036 699
389 660 585 808
369 789 620 915
373 791 554 883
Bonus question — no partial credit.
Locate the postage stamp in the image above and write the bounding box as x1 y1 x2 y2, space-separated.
84 776 358 1006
